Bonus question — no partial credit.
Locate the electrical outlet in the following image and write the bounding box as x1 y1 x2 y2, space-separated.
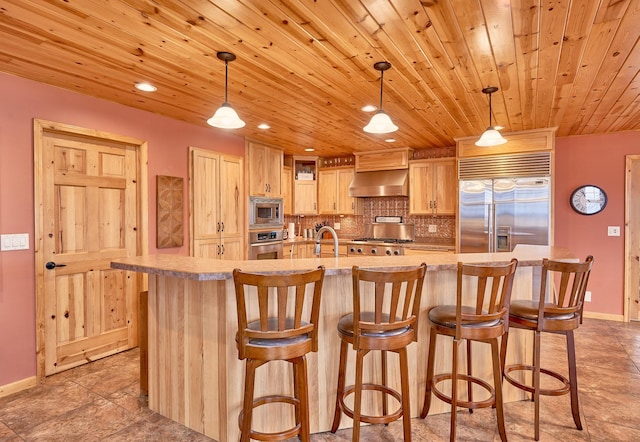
607 226 620 236
584 291 592 302
428 225 437 233
334 222 341 230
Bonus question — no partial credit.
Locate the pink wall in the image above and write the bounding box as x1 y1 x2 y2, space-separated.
0 73 245 386
555 131 640 317
1 71 639 388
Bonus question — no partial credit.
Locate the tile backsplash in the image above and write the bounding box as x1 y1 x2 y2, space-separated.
285 196 455 240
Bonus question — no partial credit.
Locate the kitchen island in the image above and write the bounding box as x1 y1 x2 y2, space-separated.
111 245 575 441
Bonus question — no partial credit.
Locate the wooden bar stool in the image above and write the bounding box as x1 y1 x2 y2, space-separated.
420 259 518 442
501 256 593 441
331 263 427 441
232 266 325 442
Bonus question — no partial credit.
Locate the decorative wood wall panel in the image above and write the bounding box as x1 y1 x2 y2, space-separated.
156 175 184 249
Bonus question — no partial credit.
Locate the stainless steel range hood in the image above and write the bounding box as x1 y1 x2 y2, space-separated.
348 169 409 197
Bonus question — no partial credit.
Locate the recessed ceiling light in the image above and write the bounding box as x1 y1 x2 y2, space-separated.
258 123 271 130
304 148 315 152
385 138 396 143
361 105 377 112
135 82 157 92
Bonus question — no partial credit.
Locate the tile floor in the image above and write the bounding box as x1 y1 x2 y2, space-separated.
0 318 638 441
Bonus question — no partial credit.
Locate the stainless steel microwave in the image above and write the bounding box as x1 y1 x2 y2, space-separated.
249 196 284 229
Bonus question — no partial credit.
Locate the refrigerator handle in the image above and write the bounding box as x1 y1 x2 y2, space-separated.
489 203 495 253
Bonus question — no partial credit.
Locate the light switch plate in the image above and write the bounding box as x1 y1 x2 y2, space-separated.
334 222 341 230
607 226 620 236
1 233 29 251
428 225 437 233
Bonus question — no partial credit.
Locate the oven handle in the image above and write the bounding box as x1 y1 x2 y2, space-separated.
250 240 283 247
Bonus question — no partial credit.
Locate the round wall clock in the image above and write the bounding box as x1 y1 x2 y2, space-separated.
570 185 608 215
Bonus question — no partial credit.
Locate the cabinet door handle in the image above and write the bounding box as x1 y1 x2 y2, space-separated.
217 244 221 256
221 244 225 255
217 222 221 232
333 202 336 210
221 222 224 233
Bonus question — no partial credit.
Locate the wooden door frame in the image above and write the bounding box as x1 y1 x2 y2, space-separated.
625 154 640 322
33 119 149 383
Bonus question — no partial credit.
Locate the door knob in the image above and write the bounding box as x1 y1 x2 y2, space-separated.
45 261 67 269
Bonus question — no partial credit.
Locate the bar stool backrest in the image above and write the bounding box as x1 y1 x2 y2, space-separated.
233 266 325 359
455 259 518 340
351 263 427 349
539 256 594 327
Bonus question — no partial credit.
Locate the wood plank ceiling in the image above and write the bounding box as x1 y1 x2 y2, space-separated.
0 0 638 157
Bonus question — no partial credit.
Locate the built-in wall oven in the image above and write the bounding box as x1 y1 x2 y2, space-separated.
249 196 284 229
249 230 284 260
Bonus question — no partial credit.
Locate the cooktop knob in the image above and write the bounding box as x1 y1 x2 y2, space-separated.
357 248 363 253
385 250 392 256
394 250 401 256
371 248 377 254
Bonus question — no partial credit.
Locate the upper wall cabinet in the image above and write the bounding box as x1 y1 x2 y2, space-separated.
409 158 456 215
318 167 363 215
355 147 413 171
293 156 317 215
247 141 283 197
282 165 293 215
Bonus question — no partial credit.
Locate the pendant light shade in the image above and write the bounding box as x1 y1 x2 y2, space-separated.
475 86 506 146
207 52 245 129
364 61 398 134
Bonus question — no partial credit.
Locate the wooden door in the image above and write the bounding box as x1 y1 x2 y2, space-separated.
35 120 145 377
294 180 317 214
266 147 283 196
337 168 358 214
409 161 433 215
625 155 640 321
282 166 293 215
433 159 457 215
318 169 337 214
247 142 268 196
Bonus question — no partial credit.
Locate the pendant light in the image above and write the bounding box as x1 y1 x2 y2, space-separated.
475 86 507 146
363 61 398 134
207 52 246 129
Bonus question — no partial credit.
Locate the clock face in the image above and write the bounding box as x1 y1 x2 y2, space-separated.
570 185 607 215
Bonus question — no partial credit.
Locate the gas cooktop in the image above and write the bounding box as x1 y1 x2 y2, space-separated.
352 238 415 244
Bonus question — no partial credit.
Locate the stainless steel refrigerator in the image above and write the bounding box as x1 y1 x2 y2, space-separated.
458 177 550 253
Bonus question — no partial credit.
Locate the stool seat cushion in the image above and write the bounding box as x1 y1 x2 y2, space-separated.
245 318 310 347
428 305 499 328
337 312 409 337
510 300 576 321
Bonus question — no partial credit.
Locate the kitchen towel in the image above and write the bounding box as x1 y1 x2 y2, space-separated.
288 222 296 238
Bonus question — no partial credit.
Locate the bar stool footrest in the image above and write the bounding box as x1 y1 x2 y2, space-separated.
339 383 404 424
504 364 570 397
432 373 495 409
239 394 302 441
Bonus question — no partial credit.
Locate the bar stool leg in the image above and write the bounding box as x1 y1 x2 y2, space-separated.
491 339 507 442
450 338 460 442
294 356 310 442
381 350 388 418
241 359 258 442
566 330 582 430
399 347 412 442
331 339 349 432
466 341 473 412
534 330 541 441
420 330 437 418
352 349 366 442
500 329 509 380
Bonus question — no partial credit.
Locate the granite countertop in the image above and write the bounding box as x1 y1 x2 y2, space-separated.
111 245 575 281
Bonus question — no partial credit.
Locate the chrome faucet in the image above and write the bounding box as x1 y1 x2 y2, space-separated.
315 225 339 257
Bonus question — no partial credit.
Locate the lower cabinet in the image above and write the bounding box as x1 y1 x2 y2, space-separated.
193 236 244 260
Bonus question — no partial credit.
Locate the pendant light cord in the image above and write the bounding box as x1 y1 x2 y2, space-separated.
379 68 384 110
224 60 229 103
488 91 492 127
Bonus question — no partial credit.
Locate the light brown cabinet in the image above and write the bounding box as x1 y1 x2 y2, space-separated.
318 167 363 215
409 158 456 215
247 141 283 197
283 166 293 215
190 147 245 259
293 156 318 215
